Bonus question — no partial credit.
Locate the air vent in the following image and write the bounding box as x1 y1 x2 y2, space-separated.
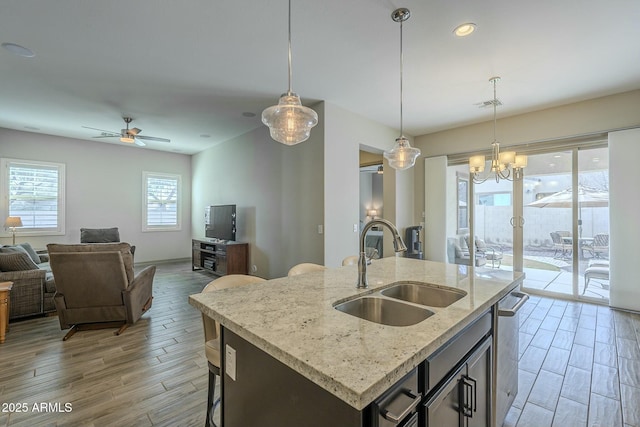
477 99 503 108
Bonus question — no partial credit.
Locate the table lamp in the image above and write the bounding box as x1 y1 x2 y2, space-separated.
4 216 23 245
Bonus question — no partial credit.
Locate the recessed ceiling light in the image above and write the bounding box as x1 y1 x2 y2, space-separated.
2 42 35 58
242 112 256 118
453 23 476 37
199 134 211 138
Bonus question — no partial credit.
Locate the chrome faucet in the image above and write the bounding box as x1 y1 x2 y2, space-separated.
357 219 407 288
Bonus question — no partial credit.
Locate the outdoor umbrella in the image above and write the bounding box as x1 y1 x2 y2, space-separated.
527 184 609 237
527 185 609 209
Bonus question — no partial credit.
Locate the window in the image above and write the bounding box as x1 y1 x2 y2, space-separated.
142 171 181 231
457 172 469 233
1 158 65 235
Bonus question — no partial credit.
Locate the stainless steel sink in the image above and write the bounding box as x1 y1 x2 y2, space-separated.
334 296 434 326
381 281 467 307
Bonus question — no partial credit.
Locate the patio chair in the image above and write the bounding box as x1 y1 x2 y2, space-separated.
475 238 503 268
583 262 609 294
586 233 609 258
550 231 571 259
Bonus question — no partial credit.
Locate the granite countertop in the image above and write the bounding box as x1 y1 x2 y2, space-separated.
189 257 524 410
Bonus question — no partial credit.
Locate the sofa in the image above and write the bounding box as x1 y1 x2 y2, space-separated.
0 243 56 319
447 235 487 267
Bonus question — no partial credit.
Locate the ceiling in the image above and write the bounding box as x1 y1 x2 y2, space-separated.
1 1 639 155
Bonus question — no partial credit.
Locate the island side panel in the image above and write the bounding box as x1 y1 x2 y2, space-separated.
222 328 363 427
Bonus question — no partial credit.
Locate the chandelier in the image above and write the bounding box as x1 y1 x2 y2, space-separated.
469 77 527 183
383 8 420 171
262 0 318 145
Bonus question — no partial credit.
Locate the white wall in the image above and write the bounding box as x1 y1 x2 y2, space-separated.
608 128 640 311
323 102 416 267
191 113 324 279
424 156 448 262
0 128 192 263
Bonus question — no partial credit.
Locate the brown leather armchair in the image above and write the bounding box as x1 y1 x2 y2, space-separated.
47 242 154 340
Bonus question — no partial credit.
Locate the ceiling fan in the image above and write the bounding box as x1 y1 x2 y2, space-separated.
83 117 170 147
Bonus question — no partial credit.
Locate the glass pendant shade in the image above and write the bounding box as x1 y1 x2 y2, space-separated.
262 92 318 145
384 137 420 171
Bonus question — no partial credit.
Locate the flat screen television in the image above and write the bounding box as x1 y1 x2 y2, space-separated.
205 204 236 242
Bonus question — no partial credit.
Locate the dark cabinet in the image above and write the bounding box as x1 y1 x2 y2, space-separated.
192 239 248 276
423 336 492 427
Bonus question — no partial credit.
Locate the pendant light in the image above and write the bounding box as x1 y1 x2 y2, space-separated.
383 8 421 171
469 77 527 183
262 0 318 145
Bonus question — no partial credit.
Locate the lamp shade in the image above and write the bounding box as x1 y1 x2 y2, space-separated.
383 137 421 171
514 154 528 168
469 155 486 172
262 93 318 146
4 216 22 228
499 151 516 166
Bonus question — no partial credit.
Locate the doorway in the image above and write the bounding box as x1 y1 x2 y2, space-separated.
359 151 384 258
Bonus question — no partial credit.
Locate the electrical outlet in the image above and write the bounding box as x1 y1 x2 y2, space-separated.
317 224 323 234
353 223 358 233
251 264 258 273
225 344 237 381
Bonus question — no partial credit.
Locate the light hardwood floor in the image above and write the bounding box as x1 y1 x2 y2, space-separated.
1 260 214 427
1 261 639 426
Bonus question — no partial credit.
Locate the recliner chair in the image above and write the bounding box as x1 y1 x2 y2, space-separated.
47 242 154 340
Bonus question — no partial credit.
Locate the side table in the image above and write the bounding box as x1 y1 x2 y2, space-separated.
0 281 13 344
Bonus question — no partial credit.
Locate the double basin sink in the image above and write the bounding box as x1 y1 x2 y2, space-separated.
334 281 467 327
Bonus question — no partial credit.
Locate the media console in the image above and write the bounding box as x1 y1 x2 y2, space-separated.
191 238 248 276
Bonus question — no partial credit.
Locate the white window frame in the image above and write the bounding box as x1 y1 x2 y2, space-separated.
1 158 66 237
142 171 182 232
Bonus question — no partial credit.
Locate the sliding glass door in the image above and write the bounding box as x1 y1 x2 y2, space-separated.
462 146 609 303
519 147 609 302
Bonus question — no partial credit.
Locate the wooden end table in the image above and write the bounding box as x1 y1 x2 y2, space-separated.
0 281 13 344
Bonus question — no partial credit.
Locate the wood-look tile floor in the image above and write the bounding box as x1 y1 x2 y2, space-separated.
0 260 215 427
2 261 639 426
505 295 640 427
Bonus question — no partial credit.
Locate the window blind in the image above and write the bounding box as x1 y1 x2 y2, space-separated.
6 160 62 231
144 173 180 229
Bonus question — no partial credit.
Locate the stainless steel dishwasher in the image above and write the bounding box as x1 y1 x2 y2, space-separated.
494 290 529 427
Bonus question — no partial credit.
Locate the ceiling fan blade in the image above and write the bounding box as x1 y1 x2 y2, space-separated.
129 127 142 135
82 125 119 134
92 135 118 139
134 138 146 147
136 135 170 143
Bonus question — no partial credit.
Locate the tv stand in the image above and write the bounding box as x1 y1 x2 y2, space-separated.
192 238 249 276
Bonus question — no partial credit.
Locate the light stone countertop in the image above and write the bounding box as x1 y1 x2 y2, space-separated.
189 257 524 410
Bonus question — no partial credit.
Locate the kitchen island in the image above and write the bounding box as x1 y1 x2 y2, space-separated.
189 257 524 426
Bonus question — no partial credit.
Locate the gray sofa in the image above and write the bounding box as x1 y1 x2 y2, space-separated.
447 235 487 267
0 243 56 319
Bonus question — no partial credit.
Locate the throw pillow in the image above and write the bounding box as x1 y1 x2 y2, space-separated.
0 244 29 257
19 242 42 264
0 251 39 272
